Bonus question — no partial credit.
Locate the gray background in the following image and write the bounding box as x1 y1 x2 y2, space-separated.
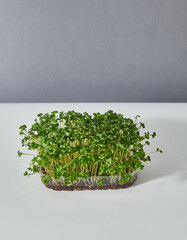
0 0 187 102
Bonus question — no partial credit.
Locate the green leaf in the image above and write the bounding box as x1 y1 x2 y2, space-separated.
119 178 126 184
42 175 51 183
139 164 144 170
51 111 58 115
140 122 145 128
156 148 160 152
17 150 22 157
37 113 43 117
24 171 28 176
119 129 123 135
152 132 156 138
106 158 112 166
97 179 103 186
19 125 27 130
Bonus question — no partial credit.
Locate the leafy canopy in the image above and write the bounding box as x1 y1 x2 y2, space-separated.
18 110 162 185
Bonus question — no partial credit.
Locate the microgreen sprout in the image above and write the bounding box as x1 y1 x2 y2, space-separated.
18 110 162 185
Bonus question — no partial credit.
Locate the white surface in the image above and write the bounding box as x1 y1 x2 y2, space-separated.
0 103 187 240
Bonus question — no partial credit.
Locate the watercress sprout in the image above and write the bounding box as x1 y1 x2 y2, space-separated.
18 110 162 185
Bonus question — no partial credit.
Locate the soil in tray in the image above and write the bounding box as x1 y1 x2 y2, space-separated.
41 174 138 191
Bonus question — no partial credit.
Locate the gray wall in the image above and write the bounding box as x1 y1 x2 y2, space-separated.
0 0 187 102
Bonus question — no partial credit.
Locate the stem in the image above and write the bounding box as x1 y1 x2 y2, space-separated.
22 153 36 156
145 151 157 156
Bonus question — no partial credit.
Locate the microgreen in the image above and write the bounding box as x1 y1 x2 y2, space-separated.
18 110 162 185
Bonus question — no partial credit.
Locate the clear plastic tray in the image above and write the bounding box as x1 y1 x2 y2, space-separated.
41 170 138 191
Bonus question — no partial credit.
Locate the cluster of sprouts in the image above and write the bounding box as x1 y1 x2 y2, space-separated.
18 110 162 185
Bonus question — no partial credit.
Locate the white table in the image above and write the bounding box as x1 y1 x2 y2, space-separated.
0 103 187 240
